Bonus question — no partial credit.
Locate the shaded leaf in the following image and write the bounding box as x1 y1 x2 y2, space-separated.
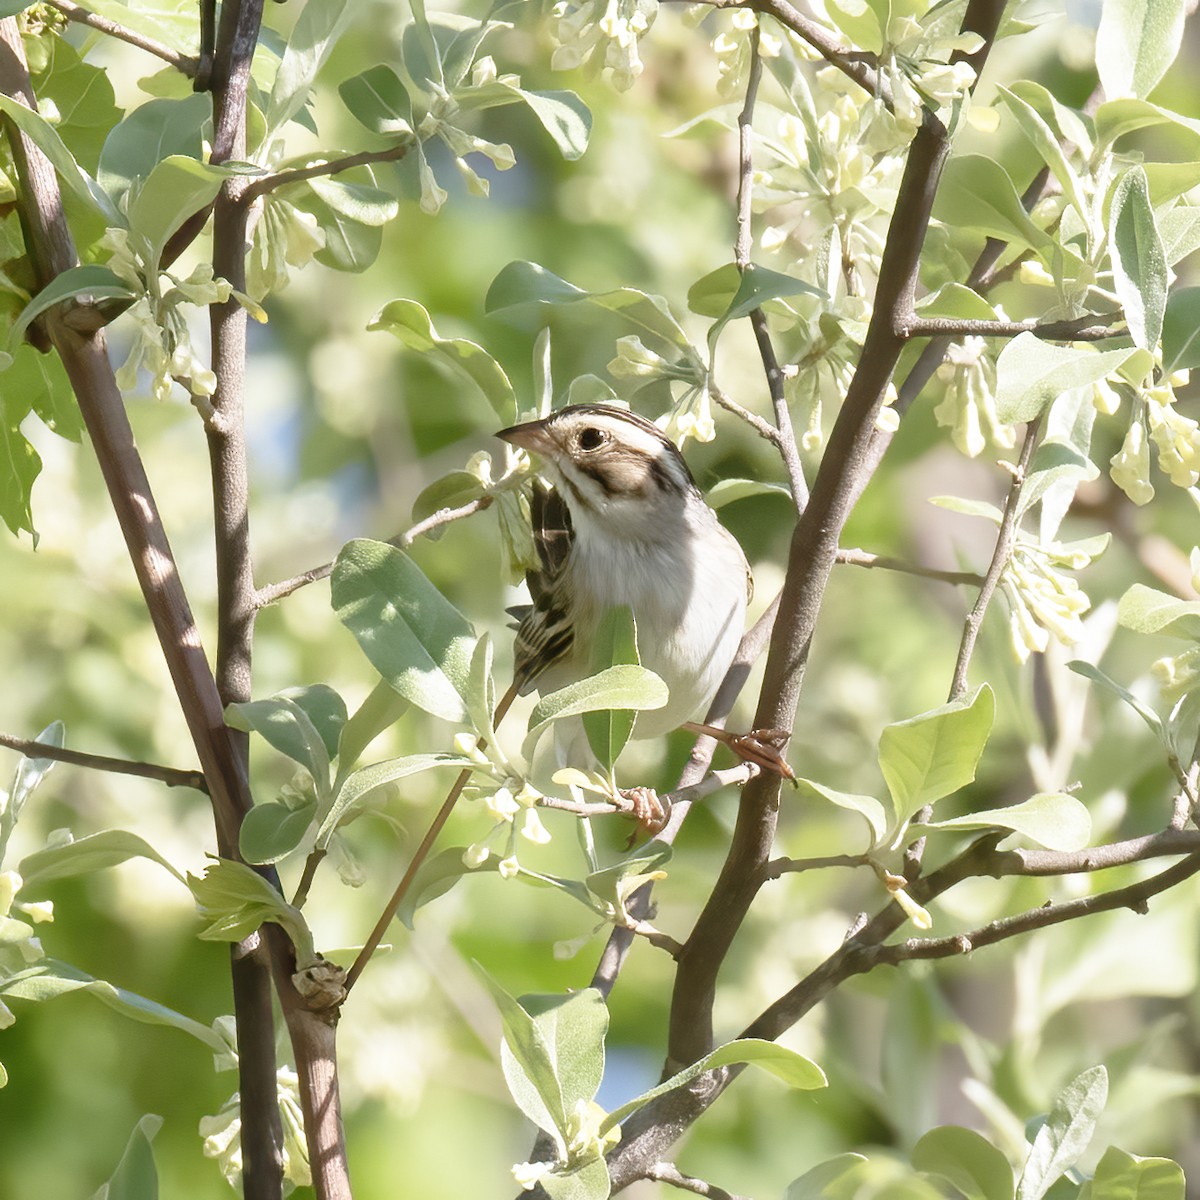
995 334 1136 424
582 607 640 771
1016 1065 1107 1200
266 0 356 133
331 539 477 723
1067 660 1165 739
8 265 135 352
239 799 317 865
336 681 409 775
19 830 185 889
916 792 1092 852
370 298 515 421
879 685 995 827
97 1113 162 1200
705 478 793 508
97 94 211 204
224 694 331 796
338 63 413 135
1109 167 1167 351
912 1126 1015 1200
601 1038 826 1134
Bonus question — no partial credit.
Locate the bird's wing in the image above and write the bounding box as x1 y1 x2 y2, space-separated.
512 482 576 694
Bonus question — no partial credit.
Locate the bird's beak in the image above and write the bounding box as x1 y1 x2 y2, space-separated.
496 418 556 457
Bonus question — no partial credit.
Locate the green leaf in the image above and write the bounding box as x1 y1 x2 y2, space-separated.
315 753 474 848
0 391 41 540
0 94 120 223
369 298 516 422
9 265 136 352
785 1154 869 1200
916 792 1092 851
933 156 1058 256
1067 660 1165 739
878 685 995 827
1 721 64 859
266 0 356 134
336 680 409 774
1157 209 1200 269
187 860 316 966
0 959 227 1054
704 478 793 509
28 35 121 174
915 282 999 322
238 799 317 866
541 1159 610 1200
994 334 1137 424
1109 167 1168 351
1161 287 1200 373
411 471 486 528
794 778 887 847
1016 1065 1108 1200
523 665 668 761
331 539 477 723
929 495 1003 523
1096 0 1186 101
395 845 476 927
485 260 694 355
97 94 212 205
0 0 34 14
703 262 824 358
583 839 672 922
1093 97 1200 150
1116 583 1200 640
18 830 185 889
224 694 332 796
582 607 640 771
601 1037 826 1134
478 971 582 1139
1007 81 1095 161
127 155 232 261
516 89 591 161
96 1113 162 1200
338 64 414 135
1091 1146 1185 1200
1017 441 1099 521
4 343 82 443
463 631 497 742
912 1126 1015 1200
997 87 1089 227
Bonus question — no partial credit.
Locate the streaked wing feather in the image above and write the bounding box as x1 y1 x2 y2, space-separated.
513 482 576 693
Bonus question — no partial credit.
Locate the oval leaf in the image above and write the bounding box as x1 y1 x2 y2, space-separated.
331 539 477 723
917 792 1092 851
18 830 184 889
879 685 995 826
239 799 318 866
912 1126 1015 1200
795 778 887 848
995 334 1137 425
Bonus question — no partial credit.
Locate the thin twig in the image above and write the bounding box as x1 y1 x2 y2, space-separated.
646 1161 749 1199
733 27 809 509
680 0 890 107
948 417 1041 700
0 732 208 792
242 144 411 204
256 496 494 607
42 0 199 74
836 547 982 586
762 853 868 878
895 311 1124 342
709 382 784 447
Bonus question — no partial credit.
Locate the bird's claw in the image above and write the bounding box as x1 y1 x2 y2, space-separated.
727 728 796 785
616 786 670 839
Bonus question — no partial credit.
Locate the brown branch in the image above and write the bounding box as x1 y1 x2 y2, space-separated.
255 495 495 608
589 592 781 997
646 1162 750 1199
0 18 285 1200
948 418 1041 700
762 853 868 877
681 0 890 107
42 0 199 75
0 733 207 792
605 2 1009 1189
836 547 983 586
895 311 1124 342
241 143 412 204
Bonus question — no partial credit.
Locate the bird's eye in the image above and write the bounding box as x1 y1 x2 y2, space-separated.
578 427 607 452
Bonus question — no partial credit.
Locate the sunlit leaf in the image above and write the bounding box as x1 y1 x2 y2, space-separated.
1109 166 1167 351
994 334 1136 424
1096 0 1186 101
1091 1146 1185 1200
19 830 185 889
916 792 1092 851
1016 1065 1107 1200
794 778 887 847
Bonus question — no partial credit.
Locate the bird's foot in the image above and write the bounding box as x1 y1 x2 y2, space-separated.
615 786 670 837
685 723 796 785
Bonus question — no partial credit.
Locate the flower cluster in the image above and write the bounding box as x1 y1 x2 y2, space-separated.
712 9 783 98
459 772 550 877
1102 369 1196 506
781 309 861 451
246 195 325 301
417 101 516 206
548 0 658 91
1003 534 1107 663
880 11 981 131
200 1068 311 1194
934 336 1015 458
103 228 256 400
